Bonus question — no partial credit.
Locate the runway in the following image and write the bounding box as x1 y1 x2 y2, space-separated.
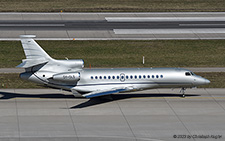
0 88 224 141
1 12 225 40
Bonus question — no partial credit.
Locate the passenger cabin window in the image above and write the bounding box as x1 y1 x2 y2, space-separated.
91 74 163 80
185 72 191 76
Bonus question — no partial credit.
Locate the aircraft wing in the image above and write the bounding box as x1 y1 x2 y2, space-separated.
82 86 135 98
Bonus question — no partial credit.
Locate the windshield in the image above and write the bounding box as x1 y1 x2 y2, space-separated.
185 71 195 76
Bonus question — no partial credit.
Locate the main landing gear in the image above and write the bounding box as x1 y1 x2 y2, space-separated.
180 88 186 98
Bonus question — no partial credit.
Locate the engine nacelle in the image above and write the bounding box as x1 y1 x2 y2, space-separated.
54 59 84 69
52 72 80 82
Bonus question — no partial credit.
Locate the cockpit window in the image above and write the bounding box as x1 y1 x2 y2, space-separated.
191 72 195 75
185 72 191 76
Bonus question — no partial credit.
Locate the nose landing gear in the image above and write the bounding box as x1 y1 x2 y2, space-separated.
180 88 186 98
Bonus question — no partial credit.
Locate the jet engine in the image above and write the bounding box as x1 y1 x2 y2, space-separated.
52 72 80 82
54 59 84 69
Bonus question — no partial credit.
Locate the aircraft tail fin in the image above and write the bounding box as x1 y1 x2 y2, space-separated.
17 35 52 68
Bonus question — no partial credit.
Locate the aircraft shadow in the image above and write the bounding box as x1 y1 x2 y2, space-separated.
0 91 76 99
71 93 200 109
0 91 200 109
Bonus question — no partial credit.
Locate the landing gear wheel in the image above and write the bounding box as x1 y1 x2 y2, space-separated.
180 88 186 98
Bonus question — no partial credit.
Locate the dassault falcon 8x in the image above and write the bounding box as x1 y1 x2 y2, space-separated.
18 35 210 98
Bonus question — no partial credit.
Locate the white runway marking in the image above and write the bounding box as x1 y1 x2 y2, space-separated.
113 28 225 34
106 17 225 22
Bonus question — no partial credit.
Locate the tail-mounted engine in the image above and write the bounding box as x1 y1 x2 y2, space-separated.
53 59 84 70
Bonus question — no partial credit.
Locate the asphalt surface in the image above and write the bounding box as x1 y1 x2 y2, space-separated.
0 88 224 141
0 12 225 40
1 20 225 30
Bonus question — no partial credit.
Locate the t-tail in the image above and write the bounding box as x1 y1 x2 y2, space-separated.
17 35 52 68
18 35 84 92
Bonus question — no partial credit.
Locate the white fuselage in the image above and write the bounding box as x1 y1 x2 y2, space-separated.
75 68 208 93
20 67 210 95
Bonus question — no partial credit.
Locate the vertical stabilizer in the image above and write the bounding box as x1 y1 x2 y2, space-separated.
17 35 52 68
20 35 51 59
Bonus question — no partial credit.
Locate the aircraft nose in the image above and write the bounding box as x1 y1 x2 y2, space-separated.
194 77 210 86
205 79 210 84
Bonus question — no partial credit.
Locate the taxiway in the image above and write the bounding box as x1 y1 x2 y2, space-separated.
0 12 225 40
0 88 224 141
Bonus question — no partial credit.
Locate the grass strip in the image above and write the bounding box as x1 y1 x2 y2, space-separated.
1 40 225 68
0 0 224 12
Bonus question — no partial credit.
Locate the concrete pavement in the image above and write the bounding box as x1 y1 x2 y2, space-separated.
0 88 224 141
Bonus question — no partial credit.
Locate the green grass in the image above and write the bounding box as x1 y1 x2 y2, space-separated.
1 40 225 68
0 0 224 12
0 72 224 88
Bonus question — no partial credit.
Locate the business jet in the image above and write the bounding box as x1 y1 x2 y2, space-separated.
18 35 210 98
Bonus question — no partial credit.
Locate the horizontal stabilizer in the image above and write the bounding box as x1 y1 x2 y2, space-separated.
17 57 48 68
83 87 132 98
